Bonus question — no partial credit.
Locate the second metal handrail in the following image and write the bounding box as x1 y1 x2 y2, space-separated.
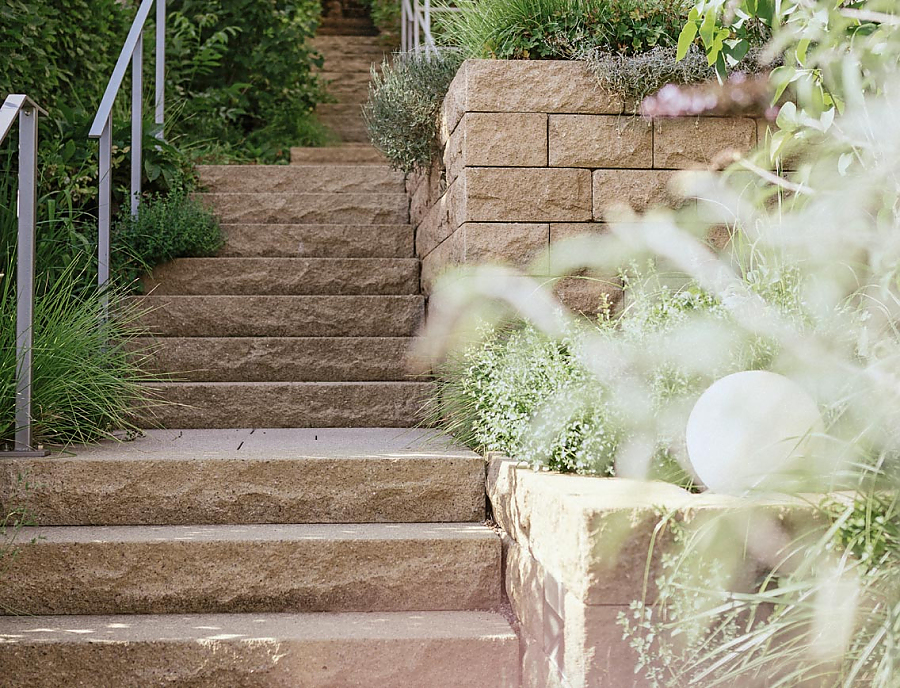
89 0 166 299
1 94 49 456
402 0 457 55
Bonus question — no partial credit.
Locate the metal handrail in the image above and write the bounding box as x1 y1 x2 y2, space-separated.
1 94 49 456
89 0 166 299
402 0 457 54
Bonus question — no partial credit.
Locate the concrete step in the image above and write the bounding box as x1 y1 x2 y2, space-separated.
134 295 423 337
0 522 499 615
220 223 413 258
291 144 386 165
0 428 484 525
197 164 403 194
0 611 519 688
143 258 419 295
198 192 408 225
321 71 373 90
142 381 431 428
134 336 421 381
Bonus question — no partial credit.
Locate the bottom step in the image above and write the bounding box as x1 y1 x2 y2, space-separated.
0 611 519 687
141 381 432 428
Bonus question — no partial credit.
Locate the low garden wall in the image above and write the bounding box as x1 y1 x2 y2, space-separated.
486 456 809 688
409 59 766 313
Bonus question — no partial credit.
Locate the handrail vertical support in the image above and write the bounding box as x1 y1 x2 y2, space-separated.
8 103 49 456
413 0 420 51
155 0 165 139
131 31 143 217
98 117 112 314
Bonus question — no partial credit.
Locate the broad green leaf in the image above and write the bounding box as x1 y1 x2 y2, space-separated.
676 21 698 61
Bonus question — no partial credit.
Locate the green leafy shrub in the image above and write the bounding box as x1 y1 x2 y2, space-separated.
169 0 328 160
113 187 224 288
364 0 402 46
364 50 464 173
438 0 690 59
0 261 157 447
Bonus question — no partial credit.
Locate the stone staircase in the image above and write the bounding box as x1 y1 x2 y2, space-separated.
0 428 519 686
312 34 389 143
134 151 426 429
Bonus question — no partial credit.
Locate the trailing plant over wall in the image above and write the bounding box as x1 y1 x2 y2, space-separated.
363 49 464 173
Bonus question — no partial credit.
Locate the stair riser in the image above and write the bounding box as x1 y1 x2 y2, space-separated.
321 117 370 143
141 381 431 428
197 165 402 194
0 455 484 525
290 146 386 164
198 193 408 225
134 296 424 337
1 531 500 615
317 56 389 72
0 613 519 688
220 223 412 258
132 337 422 382
143 258 419 295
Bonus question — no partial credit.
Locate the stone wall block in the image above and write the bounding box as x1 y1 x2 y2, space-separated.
464 60 624 115
421 229 464 294
654 116 757 169
504 535 545 645
440 62 469 144
564 597 646 688
522 636 568 688
592 169 683 220
549 115 652 168
462 223 549 272
444 115 467 187
466 113 548 167
467 168 592 223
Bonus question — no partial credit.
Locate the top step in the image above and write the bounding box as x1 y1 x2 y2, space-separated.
0 429 485 526
197 164 403 194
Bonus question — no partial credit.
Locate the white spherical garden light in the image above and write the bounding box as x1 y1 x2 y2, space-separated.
685 371 824 495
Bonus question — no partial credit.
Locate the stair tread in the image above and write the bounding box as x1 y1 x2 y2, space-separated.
0 610 515 642
17 521 494 544
197 164 401 193
220 223 412 258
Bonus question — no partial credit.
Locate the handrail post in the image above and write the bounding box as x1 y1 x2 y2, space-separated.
13 105 39 453
424 0 432 56
155 0 165 139
98 117 112 309
401 1 408 52
131 31 143 217
413 0 420 51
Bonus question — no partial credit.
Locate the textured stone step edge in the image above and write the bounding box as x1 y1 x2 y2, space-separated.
291 145 387 164
132 336 424 382
143 258 420 296
197 192 408 225
0 611 519 688
197 164 402 194
133 295 424 338
1 523 500 615
220 223 413 258
140 381 432 429
0 429 484 525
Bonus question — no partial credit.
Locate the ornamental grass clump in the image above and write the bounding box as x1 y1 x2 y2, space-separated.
363 49 464 174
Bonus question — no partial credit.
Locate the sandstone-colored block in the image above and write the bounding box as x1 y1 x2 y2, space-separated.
0 611 520 688
592 169 682 220
440 61 470 144
467 168 592 223
552 275 623 317
134 295 424 337
465 113 548 167
549 115 652 168
460 60 625 116
522 636 567 688
421 229 464 295
444 114 466 186
144 257 419 296
461 223 549 272
1 523 500 615
409 159 445 227
199 192 409 225
503 535 545 644
416 172 466 258
564 597 646 688
132 336 419 382
550 222 606 244
198 165 404 194
220 223 414 259
0 428 485 525
142 381 432 429
654 117 757 169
